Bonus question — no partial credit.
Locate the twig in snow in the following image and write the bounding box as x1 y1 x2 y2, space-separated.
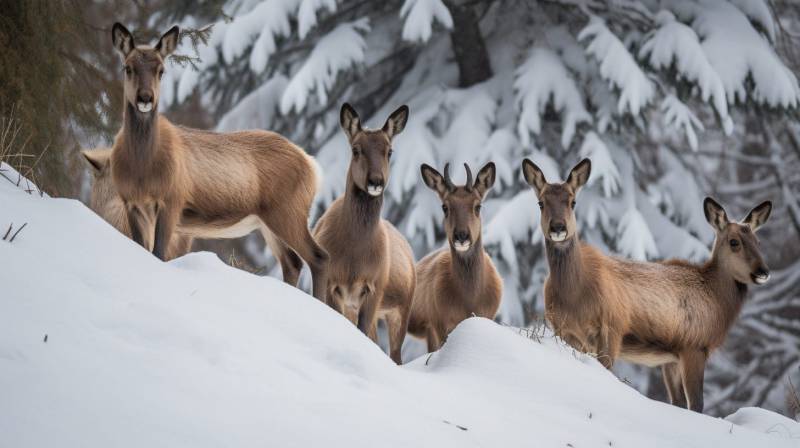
8 222 27 242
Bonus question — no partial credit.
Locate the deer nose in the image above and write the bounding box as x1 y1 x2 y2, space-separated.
137 90 153 102
752 267 770 285
550 222 566 234
366 175 384 197
549 221 568 242
454 230 469 243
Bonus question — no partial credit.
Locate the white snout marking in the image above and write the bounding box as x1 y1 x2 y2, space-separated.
453 241 471 252
754 274 770 285
137 102 153 113
550 231 567 242
367 185 383 197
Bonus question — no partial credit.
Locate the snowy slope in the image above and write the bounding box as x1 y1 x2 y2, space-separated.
1 170 798 447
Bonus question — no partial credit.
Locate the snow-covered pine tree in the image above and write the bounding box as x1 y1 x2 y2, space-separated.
154 0 800 417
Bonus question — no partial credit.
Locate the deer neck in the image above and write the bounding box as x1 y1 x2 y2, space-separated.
121 102 160 165
703 255 749 308
449 237 486 300
343 174 383 236
545 233 585 301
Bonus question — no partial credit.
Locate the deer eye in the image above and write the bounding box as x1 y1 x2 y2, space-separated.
729 239 740 248
572 200 577 208
352 147 360 157
538 201 544 210
158 69 164 79
388 149 393 159
442 204 449 215
475 204 482 214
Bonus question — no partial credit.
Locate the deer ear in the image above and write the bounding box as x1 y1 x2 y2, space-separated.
156 26 180 58
420 164 447 196
382 105 409 139
566 158 591 192
742 201 772 232
474 162 496 198
82 148 111 175
521 158 547 195
703 197 730 233
112 23 135 58
340 103 361 141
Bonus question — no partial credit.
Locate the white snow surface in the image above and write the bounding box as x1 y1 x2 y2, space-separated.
3 172 799 446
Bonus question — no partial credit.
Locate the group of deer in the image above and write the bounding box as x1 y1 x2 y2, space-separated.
82 23 503 365
82 24 772 414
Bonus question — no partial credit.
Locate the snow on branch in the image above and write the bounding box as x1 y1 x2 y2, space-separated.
616 206 659 261
728 0 776 43
399 0 453 43
514 48 591 149
298 0 337 39
216 75 289 131
223 0 299 67
579 16 655 116
640 10 731 135
280 18 370 114
661 95 704 151
691 0 799 108
578 132 619 197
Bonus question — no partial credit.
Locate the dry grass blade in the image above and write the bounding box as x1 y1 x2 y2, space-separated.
0 106 45 195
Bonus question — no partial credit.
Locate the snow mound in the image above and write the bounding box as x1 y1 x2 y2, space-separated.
1 175 798 446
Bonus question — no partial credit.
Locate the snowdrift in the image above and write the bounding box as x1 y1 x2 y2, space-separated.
1 170 798 447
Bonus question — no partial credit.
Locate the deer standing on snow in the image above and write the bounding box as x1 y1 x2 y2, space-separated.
408 162 502 352
107 23 328 300
82 148 192 260
312 103 415 364
522 157 773 412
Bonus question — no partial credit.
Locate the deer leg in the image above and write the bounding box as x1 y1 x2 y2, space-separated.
357 293 379 343
597 325 620 370
385 307 410 364
679 350 707 413
426 326 441 353
153 200 180 261
261 226 302 286
662 362 687 408
125 204 147 249
258 210 329 302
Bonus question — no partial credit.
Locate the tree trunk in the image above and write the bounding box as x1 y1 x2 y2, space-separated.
445 0 492 87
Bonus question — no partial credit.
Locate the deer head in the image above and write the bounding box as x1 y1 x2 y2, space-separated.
420 162 496 254
522 158 591 245
340 103 409 197
704 197 772 285
111 23 179 116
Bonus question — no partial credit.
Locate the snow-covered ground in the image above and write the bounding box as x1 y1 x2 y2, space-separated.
1 167 798 447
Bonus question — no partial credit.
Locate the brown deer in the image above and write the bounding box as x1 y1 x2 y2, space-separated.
82 147 192 260
522 157 773 413
108 23 328 300
408 162 503 352
312 103 415 364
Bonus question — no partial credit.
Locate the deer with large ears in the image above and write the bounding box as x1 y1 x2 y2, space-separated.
312 103 415 364
522 157 773 413
108 23 329 300
408 162 502 352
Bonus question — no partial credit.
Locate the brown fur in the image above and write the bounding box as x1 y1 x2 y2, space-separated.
313 103 415 364
82 147 192 260
408 163 503 352
108 23 328 299
522 158 773 413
